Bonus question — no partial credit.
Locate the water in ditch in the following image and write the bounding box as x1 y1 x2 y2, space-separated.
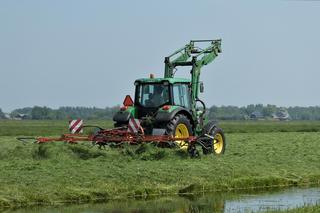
5 187 320 213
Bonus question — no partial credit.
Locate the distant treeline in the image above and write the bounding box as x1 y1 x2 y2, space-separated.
0 106 119 120
208 104 320 120
1 104 320 120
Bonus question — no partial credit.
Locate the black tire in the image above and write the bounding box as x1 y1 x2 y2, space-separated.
114 122 127 128
187 145 200 158
202 121 226 155
165 114 193 148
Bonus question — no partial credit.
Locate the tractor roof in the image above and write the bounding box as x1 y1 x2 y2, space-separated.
135 77 190 84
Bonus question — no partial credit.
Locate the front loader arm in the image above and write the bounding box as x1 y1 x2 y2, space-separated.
192 39 221 100
164 39 221 101
164 44 194 78
163 39 222 133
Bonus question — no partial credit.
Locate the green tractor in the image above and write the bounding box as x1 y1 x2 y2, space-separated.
113 40 226 155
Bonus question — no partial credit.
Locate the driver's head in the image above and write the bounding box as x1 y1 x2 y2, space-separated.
154 86 164 94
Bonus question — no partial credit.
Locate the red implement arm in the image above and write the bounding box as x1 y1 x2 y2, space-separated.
17 127 211 157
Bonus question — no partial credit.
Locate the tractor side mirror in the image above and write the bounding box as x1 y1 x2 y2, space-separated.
200 82 204 93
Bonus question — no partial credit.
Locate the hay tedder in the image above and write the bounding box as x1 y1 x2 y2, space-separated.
18 40 226 157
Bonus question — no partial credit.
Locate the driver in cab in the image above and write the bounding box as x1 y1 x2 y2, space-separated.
150 85 168 107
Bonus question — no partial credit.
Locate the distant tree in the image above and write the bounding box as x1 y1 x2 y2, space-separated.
31 106 51 120
0 108 5 119
10 107 33 119
245 104 256 115
12 107 33 114
254 104 264 113
208 105 246 120
262 104 277 117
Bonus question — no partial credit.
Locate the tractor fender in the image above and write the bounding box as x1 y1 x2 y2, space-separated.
113 111 131 123
202 120 219 135
155 107 194 126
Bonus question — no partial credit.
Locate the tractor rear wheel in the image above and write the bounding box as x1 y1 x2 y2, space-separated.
202 121 226 155
165 114 193 148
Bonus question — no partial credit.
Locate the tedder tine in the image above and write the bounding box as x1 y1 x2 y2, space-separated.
16 137 38 144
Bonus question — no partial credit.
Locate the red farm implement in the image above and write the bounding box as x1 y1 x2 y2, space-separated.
17 125 217 157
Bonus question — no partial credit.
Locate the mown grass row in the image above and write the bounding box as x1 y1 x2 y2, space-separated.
1 131 320 210
1 120 320 136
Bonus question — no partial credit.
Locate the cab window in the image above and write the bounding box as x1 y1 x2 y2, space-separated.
173 84 191 109
137 83 169 107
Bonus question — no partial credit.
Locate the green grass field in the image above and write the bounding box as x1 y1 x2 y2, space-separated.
0 120 320 210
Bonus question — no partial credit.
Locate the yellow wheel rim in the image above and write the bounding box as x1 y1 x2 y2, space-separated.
213 133 224 154
175 124 189 148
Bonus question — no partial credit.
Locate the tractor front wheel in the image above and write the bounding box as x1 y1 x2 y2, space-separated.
202 121 226 155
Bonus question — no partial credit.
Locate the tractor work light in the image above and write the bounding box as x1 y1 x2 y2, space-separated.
162 105 171 111
120 106 128 111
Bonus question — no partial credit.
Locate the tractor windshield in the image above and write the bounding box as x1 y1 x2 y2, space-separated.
136 83 170 108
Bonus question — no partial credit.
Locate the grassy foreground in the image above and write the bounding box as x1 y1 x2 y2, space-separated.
0 119 320 210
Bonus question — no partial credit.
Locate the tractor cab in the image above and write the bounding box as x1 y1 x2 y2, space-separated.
134 77 192 118
113 76 194 133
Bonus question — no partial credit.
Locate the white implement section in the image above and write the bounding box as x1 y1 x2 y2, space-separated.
69 119 83 134
127 118 141 133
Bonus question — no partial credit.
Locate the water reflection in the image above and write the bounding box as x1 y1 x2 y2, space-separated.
224 187 320 212
6 187 320 213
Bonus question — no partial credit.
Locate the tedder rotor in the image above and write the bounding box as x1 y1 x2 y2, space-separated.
18 40 226 157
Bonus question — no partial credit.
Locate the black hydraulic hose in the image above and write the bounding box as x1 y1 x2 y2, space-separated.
82 125 104 131
195 98 206 128
195 98 206 115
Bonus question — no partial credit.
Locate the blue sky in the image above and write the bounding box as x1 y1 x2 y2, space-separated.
0 0 319 112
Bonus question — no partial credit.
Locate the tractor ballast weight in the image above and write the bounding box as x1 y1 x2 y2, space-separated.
113 39 226 155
